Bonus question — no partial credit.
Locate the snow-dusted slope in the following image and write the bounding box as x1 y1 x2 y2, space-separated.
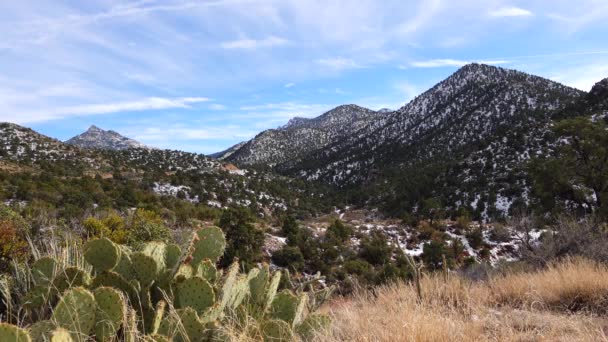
66 125 147 150
225 104 387 166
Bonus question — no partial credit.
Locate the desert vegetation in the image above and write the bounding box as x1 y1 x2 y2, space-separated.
322 258 608 342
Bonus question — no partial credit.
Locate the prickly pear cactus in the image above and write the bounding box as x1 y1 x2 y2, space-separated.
164 243 182 270
142 241 168 271
52 267 90 295
0 323 31 342
176 276 216 315
264 271 282 313
249 263 269 306
158 308 208 342
28 320 56 342
214 261 239 315
227 274 251 311
49 328 73 342
84 238 120 273
112 245 136 280
94 287 126 342
296 314 331 341
261 319 293 342
150 300 166 335
31 257 57 286
191 226 226 265
91 271 138 305
131 252 159 286
23 285 52 310
195 259 218 283
270 291 307 327
52 287 97 341
174 264 194 282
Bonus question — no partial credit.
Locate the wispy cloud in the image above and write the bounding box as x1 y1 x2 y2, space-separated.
407 59 509 68
316 58 362 71
284 83 295 88
6 97 208 124
220 36 290 49
489 6 534 17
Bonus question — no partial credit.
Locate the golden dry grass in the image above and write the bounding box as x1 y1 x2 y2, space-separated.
319 258 608 342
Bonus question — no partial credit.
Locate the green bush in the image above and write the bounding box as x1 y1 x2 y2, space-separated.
272 246 305 272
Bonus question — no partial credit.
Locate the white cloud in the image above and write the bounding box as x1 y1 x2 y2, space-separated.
220 36 290 49
408 59 510 68
489 6 534 17
316 58 362 71
284 83 295 88
7 97 209 124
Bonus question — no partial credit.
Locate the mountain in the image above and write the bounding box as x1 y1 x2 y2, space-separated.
225 104 387 166
65 125 147 150
225 64 588 219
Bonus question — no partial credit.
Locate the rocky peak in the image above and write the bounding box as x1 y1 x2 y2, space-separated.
66 125 147 151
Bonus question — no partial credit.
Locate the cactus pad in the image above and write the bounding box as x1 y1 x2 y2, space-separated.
131 252 159 285
94 287 126 341
264 271 282 312
84 238 120 273
249 263 269 306
142 241 168 271
270 291 307 327
191 226 226 264
0 323 32 342
164 243 182 270
112 246 135 280
52 267 90 295
261 319 293 342
195 259 218 283
227 275 250 310
28 320 56 342
158 308 206 342
52 287 97 341
296 314 331 341
23 285 52 310
49 328 73 342
176 276 215 314
31 257 58 286
91 272 137 303
217 261 239 312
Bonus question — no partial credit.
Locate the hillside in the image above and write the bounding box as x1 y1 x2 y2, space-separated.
0 123 329 218
225 104 385 166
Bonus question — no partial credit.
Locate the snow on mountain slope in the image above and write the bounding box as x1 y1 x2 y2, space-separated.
225 104 387 166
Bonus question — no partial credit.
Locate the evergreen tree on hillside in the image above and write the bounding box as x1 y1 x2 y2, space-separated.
531 117 608 219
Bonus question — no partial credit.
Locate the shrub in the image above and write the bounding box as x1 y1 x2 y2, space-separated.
126 208 171 247
0 205 30 273
325 219 353 243
421 240 448 270
359 230 393 266
465 228 484 250
218 207 264 268
272 246 305 272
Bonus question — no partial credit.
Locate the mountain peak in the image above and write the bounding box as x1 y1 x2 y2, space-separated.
66 125 147 150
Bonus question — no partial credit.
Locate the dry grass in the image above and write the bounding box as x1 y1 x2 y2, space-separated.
319 258 608 342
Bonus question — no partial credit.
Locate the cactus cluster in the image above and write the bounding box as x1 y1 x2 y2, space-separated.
1 226 332 341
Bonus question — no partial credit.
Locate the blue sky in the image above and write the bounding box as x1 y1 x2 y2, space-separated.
1 0 607 154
